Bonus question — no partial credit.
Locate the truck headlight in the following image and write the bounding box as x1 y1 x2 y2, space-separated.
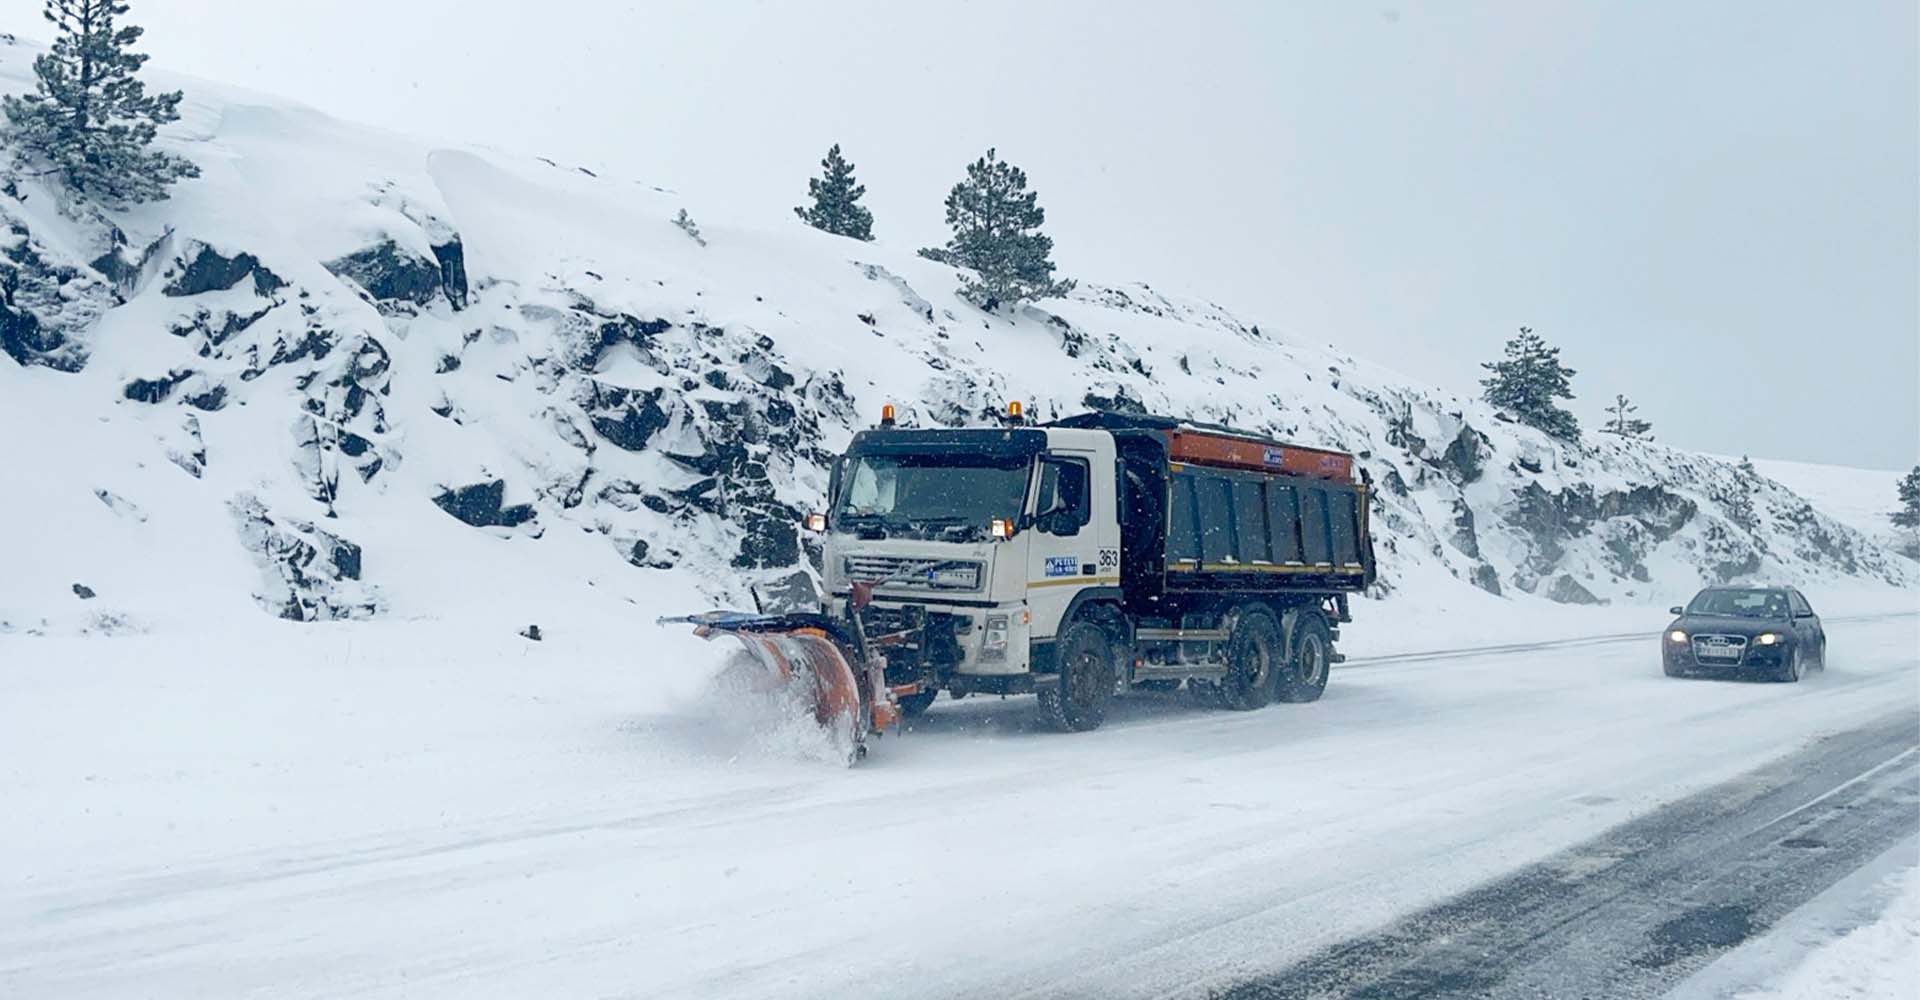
980 613 1010 661
1757 633 1781 645
1667 630 1687 643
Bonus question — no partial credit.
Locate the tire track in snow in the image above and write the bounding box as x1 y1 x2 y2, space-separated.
1207 707 1920 1000
1339 610 1915 670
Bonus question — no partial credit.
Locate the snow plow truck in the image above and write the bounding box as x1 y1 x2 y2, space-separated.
664 407 1376 762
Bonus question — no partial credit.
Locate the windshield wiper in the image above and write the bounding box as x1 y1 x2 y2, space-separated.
837 512 892 537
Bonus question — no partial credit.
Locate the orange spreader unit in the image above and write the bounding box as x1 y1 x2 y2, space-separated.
1167 428 1354 482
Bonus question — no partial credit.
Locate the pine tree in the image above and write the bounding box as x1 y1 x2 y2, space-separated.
793 143 873 241
1601 393 1654 439
2 0 199 204
1479 327 1579 440
673 208 705 246
1892 466 1920 552
919 148 1073 309
1723 456 1759 532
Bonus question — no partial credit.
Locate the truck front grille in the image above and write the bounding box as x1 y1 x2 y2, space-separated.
842 555 982 591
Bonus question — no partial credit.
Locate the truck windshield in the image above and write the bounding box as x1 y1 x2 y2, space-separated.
833 453 1030 537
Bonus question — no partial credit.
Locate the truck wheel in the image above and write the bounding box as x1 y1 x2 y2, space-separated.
1219 608 1281 711
1276 613 1331 703
1038 621 1114 732
896 688 937 717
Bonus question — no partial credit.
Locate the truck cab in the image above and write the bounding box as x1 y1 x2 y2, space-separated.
821 424 1121 686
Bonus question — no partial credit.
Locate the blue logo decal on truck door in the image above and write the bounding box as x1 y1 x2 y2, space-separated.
1045 556 1078 577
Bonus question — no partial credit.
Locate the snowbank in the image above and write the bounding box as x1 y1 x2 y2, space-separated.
1741 861 1920 1000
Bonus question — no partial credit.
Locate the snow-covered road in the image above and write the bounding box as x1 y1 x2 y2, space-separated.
3 614 1916 999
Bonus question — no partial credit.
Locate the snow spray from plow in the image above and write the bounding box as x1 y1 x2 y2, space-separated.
659 586 904 765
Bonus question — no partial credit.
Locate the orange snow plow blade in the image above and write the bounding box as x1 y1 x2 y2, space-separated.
659 611 898 763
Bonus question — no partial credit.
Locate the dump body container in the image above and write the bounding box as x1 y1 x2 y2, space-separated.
1166 428 1353 482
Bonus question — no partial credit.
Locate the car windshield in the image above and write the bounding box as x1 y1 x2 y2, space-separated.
1687 589 1790 619
833 453 1030 538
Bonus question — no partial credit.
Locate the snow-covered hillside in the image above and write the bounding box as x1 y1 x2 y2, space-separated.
0 35 1911 638
1751 459 1916 559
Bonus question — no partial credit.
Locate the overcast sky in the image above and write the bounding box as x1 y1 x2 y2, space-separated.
76 0 1919 468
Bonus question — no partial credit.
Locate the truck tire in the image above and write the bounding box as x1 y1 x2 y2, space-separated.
1276 613 1331 703
1219 608 1281 711
1038 621 1115 732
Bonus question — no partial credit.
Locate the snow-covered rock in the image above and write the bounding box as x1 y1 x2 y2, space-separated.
0 36 1910 635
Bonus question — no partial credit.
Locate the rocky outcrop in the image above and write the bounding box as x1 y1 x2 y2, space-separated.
123 370 192 403
1441 425 1490 484
1449 498 1480 559
1546 574 1604 605
324 240 442 310
585 384 670 451
163 243 285 298
1504 482 1699 586
170 303 276 351
429 238 468 310
433 480 537 528
230 495 378 621
1 218 113 371
164 413 206 478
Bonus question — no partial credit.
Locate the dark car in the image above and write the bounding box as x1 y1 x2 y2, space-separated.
1663 587 1826 682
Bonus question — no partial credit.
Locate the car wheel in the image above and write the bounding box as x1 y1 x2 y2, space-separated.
1038 620 1114 732
1777 644 1804 683
1276 613 1332 703
1219 607 1281 711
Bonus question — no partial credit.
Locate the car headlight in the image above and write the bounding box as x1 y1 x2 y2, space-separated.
1667 630 1688 643
1757 633 1782 646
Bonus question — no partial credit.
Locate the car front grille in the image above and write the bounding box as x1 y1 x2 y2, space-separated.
1691 634 1748 662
